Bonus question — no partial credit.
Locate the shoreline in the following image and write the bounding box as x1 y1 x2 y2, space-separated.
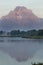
0 35 43 39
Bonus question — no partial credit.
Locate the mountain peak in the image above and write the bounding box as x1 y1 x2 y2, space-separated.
2 6 38 20
14 6 27 11
14 6 32 14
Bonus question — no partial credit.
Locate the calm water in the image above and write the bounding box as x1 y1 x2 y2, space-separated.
0 37 43 65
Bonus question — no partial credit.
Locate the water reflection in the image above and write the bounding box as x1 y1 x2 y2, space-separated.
0 37 43 62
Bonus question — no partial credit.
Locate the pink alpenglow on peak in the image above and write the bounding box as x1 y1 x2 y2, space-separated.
1 6 39 20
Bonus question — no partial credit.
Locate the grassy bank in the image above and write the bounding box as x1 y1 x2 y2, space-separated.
32 63 43 65
22 36 43 39
0 35 43 39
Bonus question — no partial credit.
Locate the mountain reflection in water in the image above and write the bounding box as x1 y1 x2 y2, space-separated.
0 37 43 65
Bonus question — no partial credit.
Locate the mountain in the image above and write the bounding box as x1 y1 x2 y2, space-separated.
2 6 38 20
0 6 42 31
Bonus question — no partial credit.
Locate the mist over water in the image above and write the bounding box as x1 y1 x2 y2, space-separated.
0 37 43 65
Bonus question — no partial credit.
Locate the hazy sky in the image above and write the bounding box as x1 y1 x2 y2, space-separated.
0 0 43 18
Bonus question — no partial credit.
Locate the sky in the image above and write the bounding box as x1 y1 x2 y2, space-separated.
0 0 43 18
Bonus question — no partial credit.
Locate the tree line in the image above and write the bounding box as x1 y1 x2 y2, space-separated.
0 29 43 37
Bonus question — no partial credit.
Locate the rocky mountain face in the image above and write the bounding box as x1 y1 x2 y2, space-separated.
0 6 42 31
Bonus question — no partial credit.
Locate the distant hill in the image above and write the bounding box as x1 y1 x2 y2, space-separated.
0 6 43 31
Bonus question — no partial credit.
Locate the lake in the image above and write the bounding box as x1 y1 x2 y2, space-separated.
0 37 43 65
